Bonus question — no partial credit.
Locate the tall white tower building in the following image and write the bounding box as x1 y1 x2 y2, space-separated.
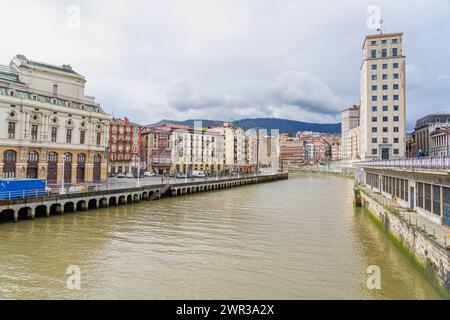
360 33 406 160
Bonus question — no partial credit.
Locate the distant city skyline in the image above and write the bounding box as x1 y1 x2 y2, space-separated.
1 0 449 130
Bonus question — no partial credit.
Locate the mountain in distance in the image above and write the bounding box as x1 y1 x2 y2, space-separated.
151 118 341 134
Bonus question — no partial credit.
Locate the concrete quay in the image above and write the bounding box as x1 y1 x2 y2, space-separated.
0 173 288 224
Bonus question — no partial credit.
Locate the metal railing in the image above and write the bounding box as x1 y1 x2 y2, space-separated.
356 156 450 170
0 189 52 200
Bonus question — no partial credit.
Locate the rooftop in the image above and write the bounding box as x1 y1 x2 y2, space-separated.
15 54 79 75
0 65 20 83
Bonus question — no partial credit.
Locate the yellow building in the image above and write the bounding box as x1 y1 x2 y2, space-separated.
0 55 110 186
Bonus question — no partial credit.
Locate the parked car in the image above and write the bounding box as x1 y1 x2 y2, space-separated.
116 173 125 178
108 172 115 178
144 171 156 177
176 173 185 179
132 171 144 179
192 170 205 178
125 172 134 178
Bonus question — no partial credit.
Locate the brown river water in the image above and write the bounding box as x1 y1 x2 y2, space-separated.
0 174 442 299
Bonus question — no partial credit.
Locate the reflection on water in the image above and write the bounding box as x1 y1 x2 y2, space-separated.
0 174 442 299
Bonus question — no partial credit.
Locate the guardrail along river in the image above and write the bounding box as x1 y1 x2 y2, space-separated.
0 174 442 299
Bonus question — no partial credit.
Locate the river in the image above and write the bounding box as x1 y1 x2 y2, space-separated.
0 174 442 299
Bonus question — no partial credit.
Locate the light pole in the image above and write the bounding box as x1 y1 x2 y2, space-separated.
136 158 141 187
60 154 66 195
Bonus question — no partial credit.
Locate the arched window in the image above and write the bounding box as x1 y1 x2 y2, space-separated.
3 150 17 178
48 152 58 163
28 151 39 162
77 153 86 164
27 151 39 178
93 154 102 182
76 153 86 182
47 152 58 184
63 153 73 183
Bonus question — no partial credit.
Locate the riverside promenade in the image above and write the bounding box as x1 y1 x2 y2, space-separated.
0 173 288 224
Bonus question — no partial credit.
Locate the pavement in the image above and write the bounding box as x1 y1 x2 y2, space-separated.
363 186 450 248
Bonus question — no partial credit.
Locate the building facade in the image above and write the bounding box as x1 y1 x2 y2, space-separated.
108 117 143 175
171 124 225 175
360 33 406 160
0 55 110 186
141 126 173 175
341 105 360 160
280 137 305 168
217 123 257 173
412 113 450 156
429 125 450 157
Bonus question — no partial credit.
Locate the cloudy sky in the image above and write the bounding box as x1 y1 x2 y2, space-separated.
1 0 449 129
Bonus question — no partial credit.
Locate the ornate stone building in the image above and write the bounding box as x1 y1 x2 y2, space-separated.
0 55 110 186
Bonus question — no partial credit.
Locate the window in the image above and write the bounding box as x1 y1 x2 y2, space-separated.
436 118 440 123
53 84 58 96
382 74 388 80
382 40 387 44
371 50 376 58
393 95 399 100
424 184 432 211
392 39 398 44
382 64 388 69
371 40 377 45
417 183 424 208
394 73 399 79
394 105 399 111
8 122 15 139
372 85 377 91
372 64 377 70
372 149 378 155
383 95 388 101
372 117 378 122
80 130 85 144
433 185 441 216
372 96 378 101
31 124 38 141
372 127 378 133
372 138 378 143
383 138 388 144
372 75 377 81
96 132 102 146
392 48 398 56
382 85 388 90
382 49 387 57
393 63 399 68
51 127 57 142
394 127 399 133
383 127 388 133
394 116 399 122
394 138 399 143
383 116 388 122
393 84 399 90
372 106 377 112
383 106 388 112
66 129 72 143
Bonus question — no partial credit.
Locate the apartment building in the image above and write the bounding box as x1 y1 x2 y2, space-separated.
341 105 360 160
360 33 406 160
108 117 143 175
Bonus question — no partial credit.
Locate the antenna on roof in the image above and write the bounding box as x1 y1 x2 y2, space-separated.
376 19 385 35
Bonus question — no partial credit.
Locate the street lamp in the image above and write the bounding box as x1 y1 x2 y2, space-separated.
60 154 66 195
136 158 141 187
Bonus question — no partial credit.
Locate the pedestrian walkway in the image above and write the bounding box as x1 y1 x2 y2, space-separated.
362 186 450 249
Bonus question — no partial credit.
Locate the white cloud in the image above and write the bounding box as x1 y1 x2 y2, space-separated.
1 0 450 128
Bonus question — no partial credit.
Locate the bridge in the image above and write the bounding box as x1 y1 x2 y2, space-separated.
354 157 450 227
0 173 288 224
